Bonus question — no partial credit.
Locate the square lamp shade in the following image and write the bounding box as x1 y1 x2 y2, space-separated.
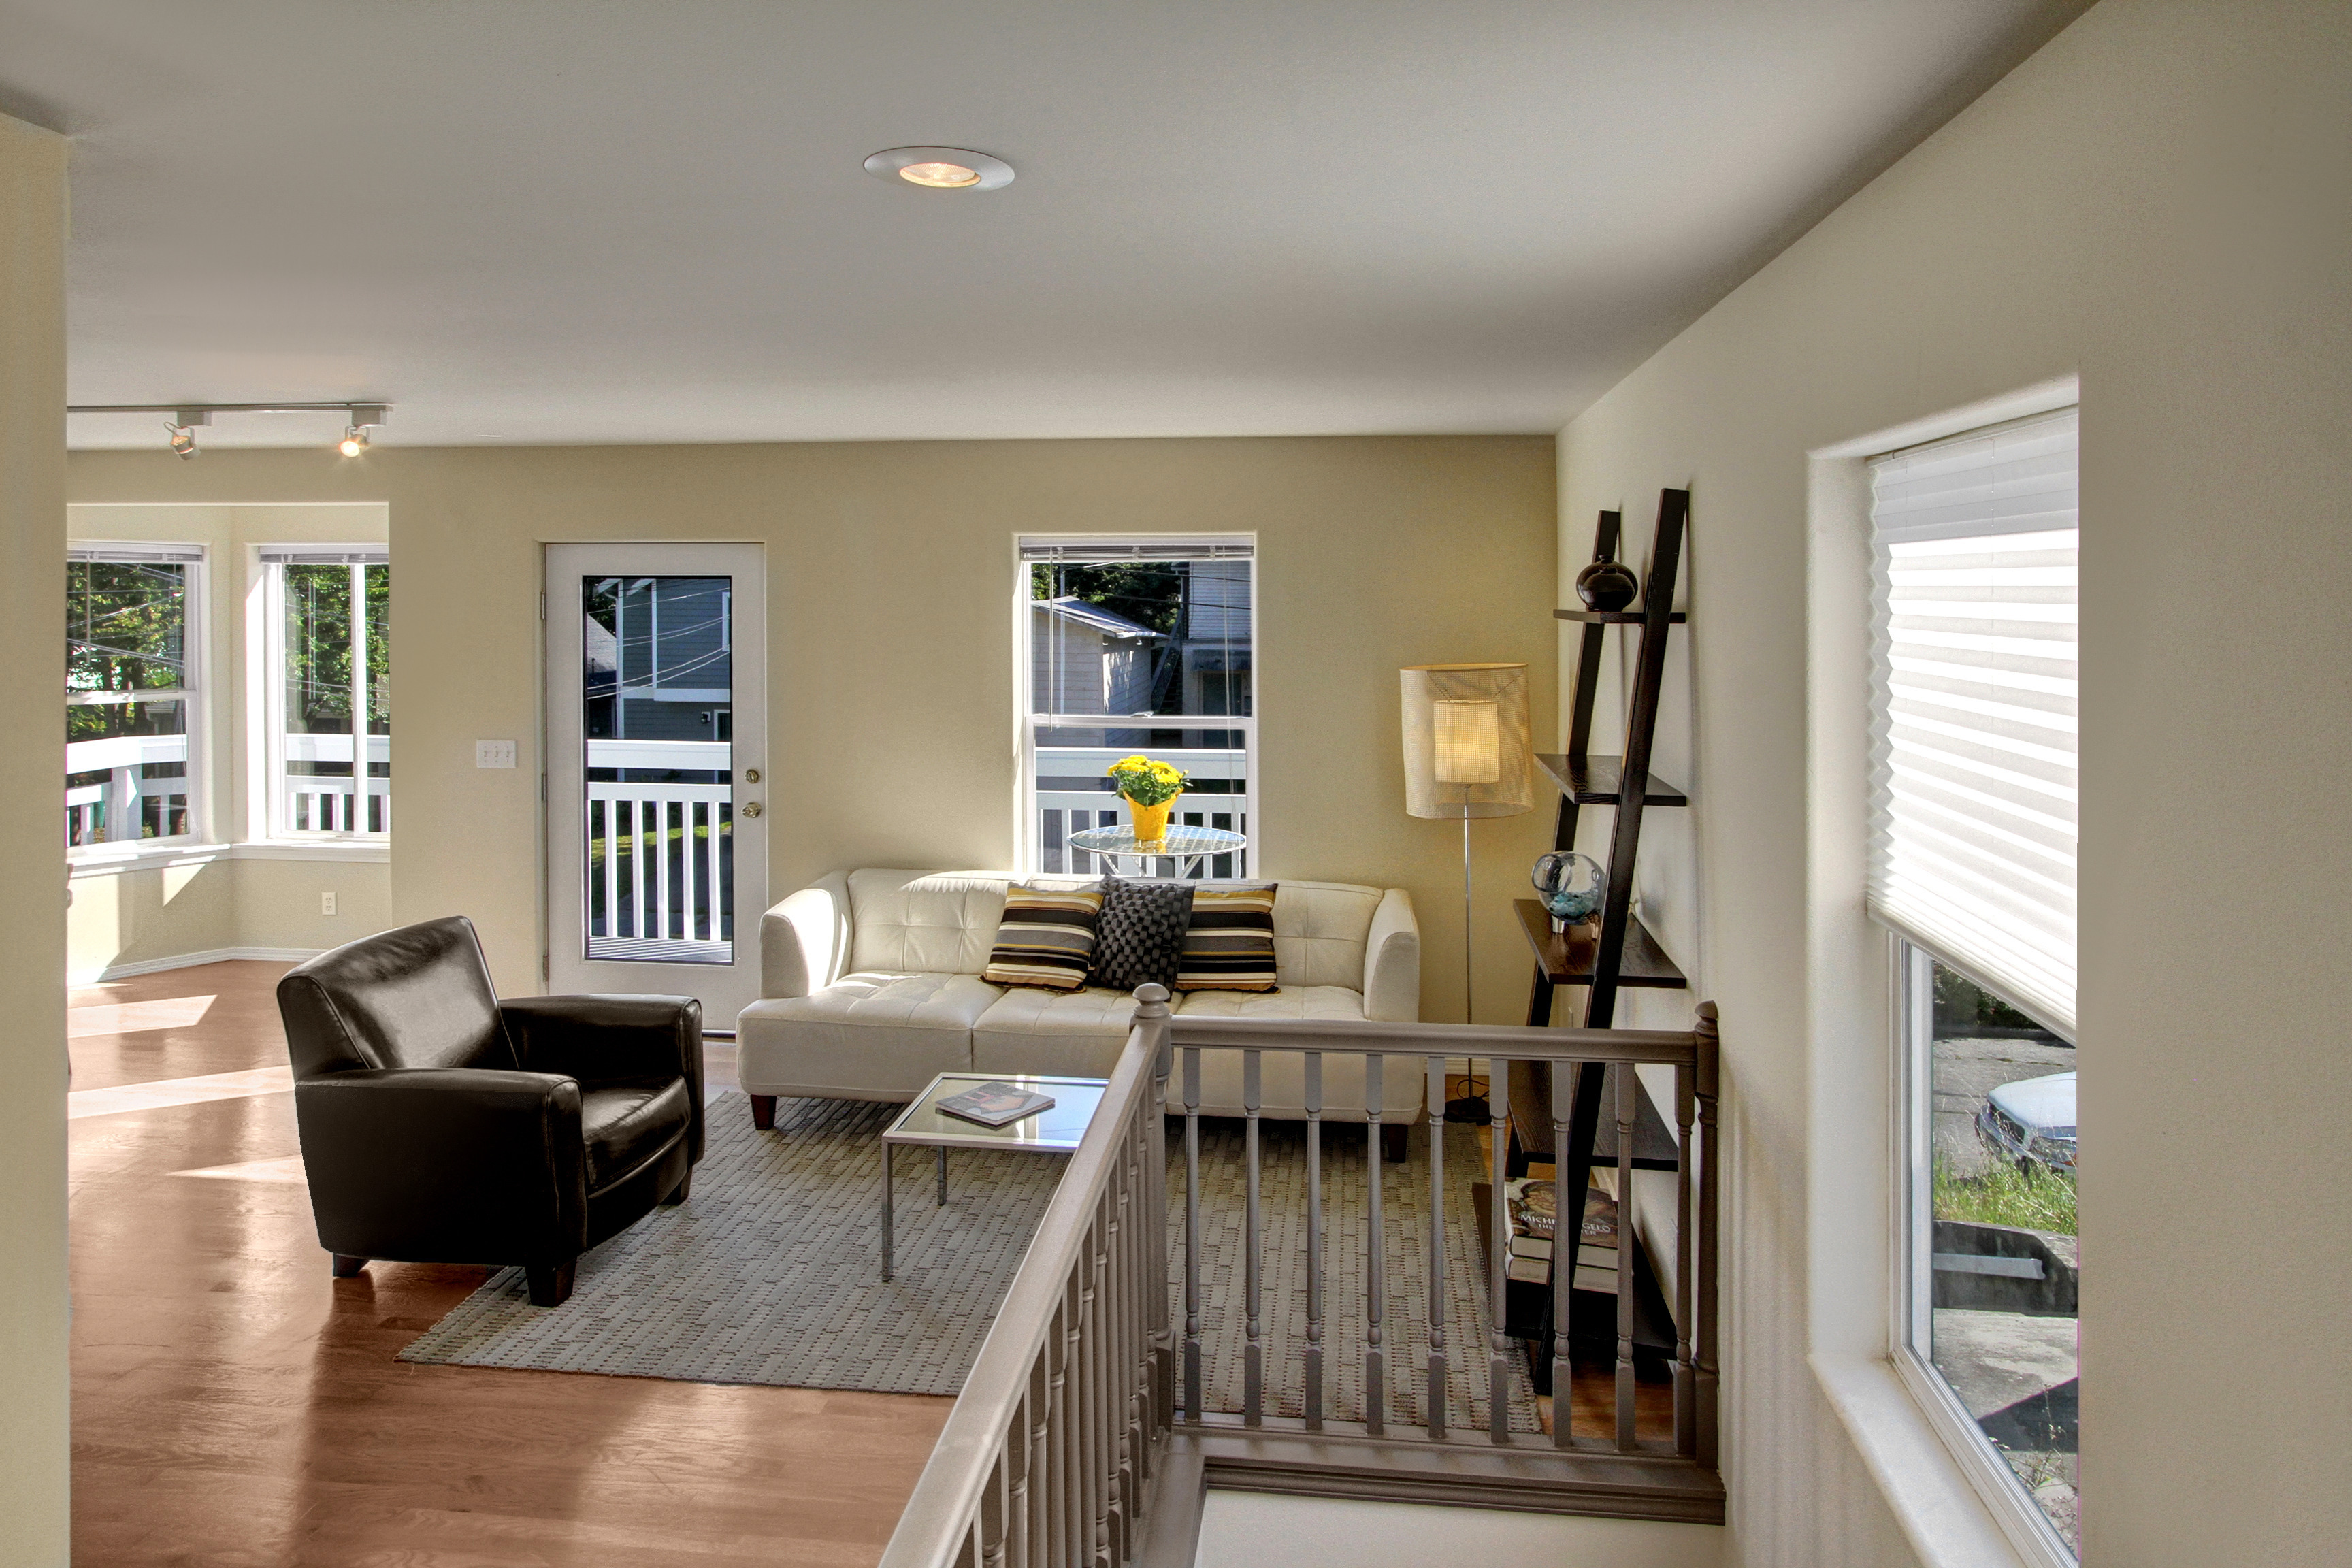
1401 663 1533 820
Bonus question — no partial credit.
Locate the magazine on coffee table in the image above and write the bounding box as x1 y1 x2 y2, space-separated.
936 1081 1057 1128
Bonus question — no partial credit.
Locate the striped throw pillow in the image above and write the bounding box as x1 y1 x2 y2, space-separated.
1173 884 1280 992
982 885 1106 991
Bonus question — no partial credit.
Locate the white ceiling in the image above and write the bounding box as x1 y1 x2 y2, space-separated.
8 1 2084 448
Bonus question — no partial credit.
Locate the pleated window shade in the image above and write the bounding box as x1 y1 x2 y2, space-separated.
1868 406 2078 1039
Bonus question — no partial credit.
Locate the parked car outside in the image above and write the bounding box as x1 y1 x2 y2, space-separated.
1976 1071 2077 1172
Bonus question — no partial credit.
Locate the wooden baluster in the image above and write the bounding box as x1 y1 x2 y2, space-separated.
1182 1047 1202 1423
977 1433 1007 1568
1550 1060 1575 1448
1304 1051 1324 1431
1673 1060 1697 1459
1025 1354 1049 1568
1695 1003 1722 1472
1055 1284 1078 1568
1489 1055 1513 1444
1141 990 1175 1433
1425 1054 1447 1439
1614 1063 1637 1450
1364 1052 1386 1437
1243 1049 1264 1426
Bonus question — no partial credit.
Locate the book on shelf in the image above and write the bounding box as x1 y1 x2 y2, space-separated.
1505 1176 1618 1246
934 1081 1056 1128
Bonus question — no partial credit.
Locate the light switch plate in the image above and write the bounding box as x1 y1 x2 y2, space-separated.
476 740 517 769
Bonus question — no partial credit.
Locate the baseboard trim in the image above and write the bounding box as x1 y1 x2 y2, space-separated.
74 946 322 985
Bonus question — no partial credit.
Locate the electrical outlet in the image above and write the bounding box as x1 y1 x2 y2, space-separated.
476 739 518 769
321 892 338 916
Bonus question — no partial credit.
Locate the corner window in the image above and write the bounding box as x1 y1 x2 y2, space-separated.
67 546 202 847
262 549 390 836
1872 408 2079 1561
1019 537 1253 877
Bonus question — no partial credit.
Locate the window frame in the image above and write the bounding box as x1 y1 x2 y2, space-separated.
1014 534 1258 878
65 542 207 855
259 546 391 841
1890 934 2078 1568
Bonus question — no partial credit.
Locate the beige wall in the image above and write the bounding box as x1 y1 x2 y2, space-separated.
67 438 1559 1019
1 110 71 1566
64 504 395 980
1556 2 2350 1565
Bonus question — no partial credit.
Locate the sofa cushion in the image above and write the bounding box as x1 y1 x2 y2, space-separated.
581 1077 692 1192
1088 875 1194 992
847 871 1010 975
1173 986 1424 1120
734 970 1000 1100
973 986 1139 1079
1271 882 1386 990
1175 884 1280 992
982 884 1107 991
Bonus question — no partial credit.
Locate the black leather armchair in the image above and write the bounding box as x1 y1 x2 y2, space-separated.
277 916 702 1307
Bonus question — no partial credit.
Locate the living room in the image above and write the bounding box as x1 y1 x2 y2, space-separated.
5 3 2349 1568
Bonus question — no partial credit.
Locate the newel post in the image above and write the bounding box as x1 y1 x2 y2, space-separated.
1693 1000 1722 1473
1135 984 1177 1435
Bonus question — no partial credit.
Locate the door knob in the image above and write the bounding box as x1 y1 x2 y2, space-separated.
742 801 763 818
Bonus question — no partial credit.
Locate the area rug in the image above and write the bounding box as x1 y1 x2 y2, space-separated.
399 1089 1540 1432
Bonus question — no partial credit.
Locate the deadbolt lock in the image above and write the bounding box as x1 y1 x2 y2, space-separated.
744 768 762 784
742 801 764 818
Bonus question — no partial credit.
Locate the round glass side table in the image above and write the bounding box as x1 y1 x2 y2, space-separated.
1065 824 1247 879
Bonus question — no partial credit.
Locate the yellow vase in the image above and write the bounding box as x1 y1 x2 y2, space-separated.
1126 794 1178 845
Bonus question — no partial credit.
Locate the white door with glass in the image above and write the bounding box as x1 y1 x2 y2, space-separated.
544 544 766 1022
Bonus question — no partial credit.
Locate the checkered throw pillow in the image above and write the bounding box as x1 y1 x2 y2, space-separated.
981 885 1105 990
1173 883 1281 992
1088 876 1196 993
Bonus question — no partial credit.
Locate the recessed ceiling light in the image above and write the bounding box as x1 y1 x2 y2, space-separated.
864 146 1015 192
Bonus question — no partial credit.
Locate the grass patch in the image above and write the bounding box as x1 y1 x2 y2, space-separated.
1933 1156 2076 1237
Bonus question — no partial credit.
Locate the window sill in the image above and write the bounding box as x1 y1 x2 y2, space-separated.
67 842 229 877
65 840 391 877
230 840 391 864
1811 1352 2039 1568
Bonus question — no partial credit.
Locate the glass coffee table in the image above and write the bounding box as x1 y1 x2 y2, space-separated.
1066 823 1247 878
879 1071 1109 1279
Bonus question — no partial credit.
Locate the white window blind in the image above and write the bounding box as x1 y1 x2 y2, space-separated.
1869 406 2078 1038
257 546 388 565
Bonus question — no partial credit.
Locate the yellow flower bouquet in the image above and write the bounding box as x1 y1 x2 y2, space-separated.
1106 755 1188 806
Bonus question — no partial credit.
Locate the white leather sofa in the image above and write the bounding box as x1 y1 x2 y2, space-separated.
736 870 1421 1135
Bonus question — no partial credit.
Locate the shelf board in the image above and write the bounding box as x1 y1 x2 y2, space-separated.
1512 899 1688 990
1533 753 1687 808
1555 608 1686 624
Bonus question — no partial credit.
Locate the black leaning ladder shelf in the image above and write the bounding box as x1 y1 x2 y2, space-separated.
1503 490 1692 1373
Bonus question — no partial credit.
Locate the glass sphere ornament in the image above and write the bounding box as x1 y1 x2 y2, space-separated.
1531 850 1607 932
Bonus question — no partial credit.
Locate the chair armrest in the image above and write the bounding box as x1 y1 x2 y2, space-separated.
293 1067 587 1263
762 872 852 998
1362 889 1421 1023
501 995 704 1162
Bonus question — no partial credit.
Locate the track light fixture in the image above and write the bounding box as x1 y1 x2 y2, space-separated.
67 399 391 457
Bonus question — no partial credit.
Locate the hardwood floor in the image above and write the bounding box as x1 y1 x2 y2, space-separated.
69 962 951 1567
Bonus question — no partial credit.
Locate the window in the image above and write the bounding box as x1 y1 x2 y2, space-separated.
67 546 203 848
1019 537 1253 877
262 549 391 836
1872 408 2079 1561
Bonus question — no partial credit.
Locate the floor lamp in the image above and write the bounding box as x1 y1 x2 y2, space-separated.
1400 664 1533 1028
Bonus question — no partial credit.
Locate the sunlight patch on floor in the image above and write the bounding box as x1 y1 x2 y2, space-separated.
67 994 217 1038
172 1154 307 1184
69 1066 295 1120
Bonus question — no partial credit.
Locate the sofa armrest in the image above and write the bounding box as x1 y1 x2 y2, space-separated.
293 1067 587 1263
501 995 704 1162
1362 889 1422 1023
762 873 853 999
